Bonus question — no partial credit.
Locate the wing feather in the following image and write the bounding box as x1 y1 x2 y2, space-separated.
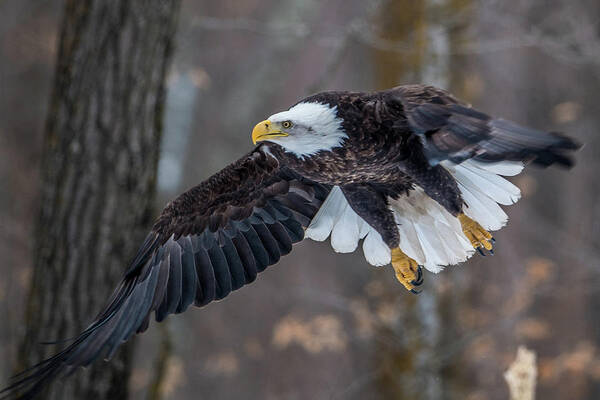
231 234 258 283
219 233 246 291
2 148 330 399
177 236 198 313
252 223 281 265
193 246 215 306
207 243 231 300
242 226 270 273
267 221 293 254
389 85 580 167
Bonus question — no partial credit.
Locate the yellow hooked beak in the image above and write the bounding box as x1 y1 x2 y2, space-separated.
251 120 289 144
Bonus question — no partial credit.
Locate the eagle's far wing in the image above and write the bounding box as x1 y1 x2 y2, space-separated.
1 148 329 400
389 84 580 166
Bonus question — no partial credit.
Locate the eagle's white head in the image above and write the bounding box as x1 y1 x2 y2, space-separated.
251 102 347 158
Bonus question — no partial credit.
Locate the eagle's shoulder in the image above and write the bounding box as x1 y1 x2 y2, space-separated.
152 148 281 237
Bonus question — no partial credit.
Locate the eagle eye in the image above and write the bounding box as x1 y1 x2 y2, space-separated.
282 120 293 129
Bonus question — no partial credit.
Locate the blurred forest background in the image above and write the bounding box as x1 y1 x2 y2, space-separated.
1 0 599 399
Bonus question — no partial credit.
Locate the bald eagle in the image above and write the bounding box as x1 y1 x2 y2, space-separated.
2 85 579 398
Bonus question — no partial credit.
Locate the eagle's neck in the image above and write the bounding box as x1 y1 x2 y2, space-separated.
269 102 348 159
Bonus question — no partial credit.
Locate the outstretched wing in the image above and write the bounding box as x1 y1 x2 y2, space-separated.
389 84 580 166
1 147 329 399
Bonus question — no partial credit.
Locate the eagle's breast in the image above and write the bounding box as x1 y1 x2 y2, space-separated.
263 132 412 188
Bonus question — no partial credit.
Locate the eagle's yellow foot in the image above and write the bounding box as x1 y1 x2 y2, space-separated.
458 213 494 255
391 248 423 294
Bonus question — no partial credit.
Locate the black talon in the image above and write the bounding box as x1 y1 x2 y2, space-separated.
491 237 496 243
477 247 486 256
410 288 422 295
411 266 424 286
489 248 494 256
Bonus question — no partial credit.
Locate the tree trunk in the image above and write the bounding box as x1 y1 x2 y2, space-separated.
16 1 181 399
371 1 471 398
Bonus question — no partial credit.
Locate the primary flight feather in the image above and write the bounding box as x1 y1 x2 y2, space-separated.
2 85 579 399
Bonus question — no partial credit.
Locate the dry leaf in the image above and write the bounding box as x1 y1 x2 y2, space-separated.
272 314 347 353
204 351 239 376
552 101 581 124
515 319 550 340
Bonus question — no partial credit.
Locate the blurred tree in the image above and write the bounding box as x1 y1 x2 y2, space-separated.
371 0 472 398
16 1 181 399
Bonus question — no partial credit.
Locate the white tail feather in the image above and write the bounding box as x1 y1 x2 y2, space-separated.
389 188 474 273
362 230 391 266
305 186 345 241
467 160 524 176
306 186 390 265
388 160 523 272
442 160 522 231
304 160 523 273
451 164 520 205
457 182 508 231
330 202 360 253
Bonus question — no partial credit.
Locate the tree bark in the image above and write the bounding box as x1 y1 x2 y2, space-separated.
16 1 181 399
